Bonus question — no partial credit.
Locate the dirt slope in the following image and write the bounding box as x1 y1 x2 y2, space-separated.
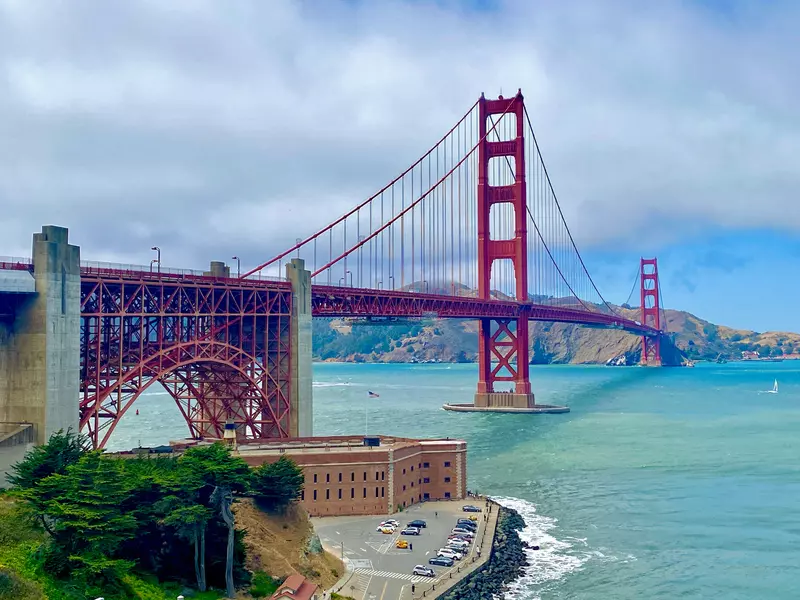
234 499 343 591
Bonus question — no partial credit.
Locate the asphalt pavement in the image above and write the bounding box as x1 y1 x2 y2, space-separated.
313 499 487 600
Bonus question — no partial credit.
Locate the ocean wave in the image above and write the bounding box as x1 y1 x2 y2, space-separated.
490 496 588 600
312 381 353 388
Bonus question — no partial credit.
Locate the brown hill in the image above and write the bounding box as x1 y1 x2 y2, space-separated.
234 499 343 591
312 307 799 365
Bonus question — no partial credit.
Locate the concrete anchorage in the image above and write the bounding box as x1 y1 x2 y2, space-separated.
0 226 81 481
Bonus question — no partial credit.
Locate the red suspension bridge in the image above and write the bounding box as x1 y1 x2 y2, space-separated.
0 90 665 448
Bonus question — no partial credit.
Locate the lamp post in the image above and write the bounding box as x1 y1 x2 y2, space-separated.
339 272 353 287
150 246 161 274
232 256 240 278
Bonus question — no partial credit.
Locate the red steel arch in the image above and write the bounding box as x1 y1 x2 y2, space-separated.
79 272 292 448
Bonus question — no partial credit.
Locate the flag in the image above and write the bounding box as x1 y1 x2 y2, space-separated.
368 391 380 398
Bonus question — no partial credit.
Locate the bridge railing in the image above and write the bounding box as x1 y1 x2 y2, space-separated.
0 256 32 270
79 260 286 284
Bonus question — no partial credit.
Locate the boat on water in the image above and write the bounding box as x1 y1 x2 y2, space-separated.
767 379 779 394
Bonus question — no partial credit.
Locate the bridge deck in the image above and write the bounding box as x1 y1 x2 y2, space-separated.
0 262 659 336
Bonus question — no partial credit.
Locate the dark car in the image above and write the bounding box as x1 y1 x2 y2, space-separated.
429 556 454 567
462 505 482 513
407 519 427 529
456 519 478 529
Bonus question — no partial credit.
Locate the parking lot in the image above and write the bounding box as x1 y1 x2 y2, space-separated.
313 499 489 600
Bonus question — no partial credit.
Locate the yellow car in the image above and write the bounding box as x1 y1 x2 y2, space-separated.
468 515 478 522
378 526 395 534
396 539 409 549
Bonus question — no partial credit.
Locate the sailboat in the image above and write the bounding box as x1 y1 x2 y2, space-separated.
767 379 779 394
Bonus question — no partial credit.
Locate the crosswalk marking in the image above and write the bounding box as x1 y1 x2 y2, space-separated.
354 568 428 583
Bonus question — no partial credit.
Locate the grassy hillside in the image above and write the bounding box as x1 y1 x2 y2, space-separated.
0 494 341 600
0 495 210 600
312 308 800 365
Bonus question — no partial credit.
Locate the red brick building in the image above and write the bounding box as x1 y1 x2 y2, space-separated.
232 435 467 516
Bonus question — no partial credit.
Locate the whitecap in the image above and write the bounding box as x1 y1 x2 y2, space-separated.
490 496 587 599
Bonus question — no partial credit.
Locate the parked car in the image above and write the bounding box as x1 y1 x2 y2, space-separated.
456 518 478 528
407 519 427 529
429 556 454 567
400 527 420 536
383 519 400 527
447 539 469 550
451 528 475 538
413 565 436 577
396 539 409 549
377 525 395 534
448 535 471 544
462 505 482 513
437 548 463 561
446 543 468 554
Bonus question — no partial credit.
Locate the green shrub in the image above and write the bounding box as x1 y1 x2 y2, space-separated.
251 456 304 512
0 568 43 600
250 571 282 598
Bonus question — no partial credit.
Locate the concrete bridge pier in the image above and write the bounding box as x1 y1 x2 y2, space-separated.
286 258 312 437
0 226 80 480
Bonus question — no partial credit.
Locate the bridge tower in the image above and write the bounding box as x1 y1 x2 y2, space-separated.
640 258 662 366
474 91 535 409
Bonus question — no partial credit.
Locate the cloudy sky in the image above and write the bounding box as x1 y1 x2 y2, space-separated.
1 0 799 331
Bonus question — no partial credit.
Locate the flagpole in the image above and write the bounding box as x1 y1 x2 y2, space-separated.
365 393 368 436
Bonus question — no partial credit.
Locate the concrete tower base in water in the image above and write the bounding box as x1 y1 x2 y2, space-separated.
443 391 569 414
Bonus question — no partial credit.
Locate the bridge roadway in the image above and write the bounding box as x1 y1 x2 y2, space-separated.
1 259 659 337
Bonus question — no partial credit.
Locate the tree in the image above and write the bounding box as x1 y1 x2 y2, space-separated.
36 453 137 585
8 428 88 490
159 496 212 591
251 456 304 512
8 428 89 535
178 443 251 597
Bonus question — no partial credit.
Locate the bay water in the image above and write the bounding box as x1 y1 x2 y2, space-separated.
108 362 800 599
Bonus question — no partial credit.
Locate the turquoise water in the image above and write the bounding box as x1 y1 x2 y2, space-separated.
109 362 800 599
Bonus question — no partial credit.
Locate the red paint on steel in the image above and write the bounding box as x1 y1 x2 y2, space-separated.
476 91 531 394
78 273 292 448
640 258 662 365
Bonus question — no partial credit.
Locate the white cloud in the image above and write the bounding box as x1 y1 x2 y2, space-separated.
1 0 799 270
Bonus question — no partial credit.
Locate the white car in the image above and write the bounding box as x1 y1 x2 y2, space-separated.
383 519 400 527
447 539 469 550
437 548 463 561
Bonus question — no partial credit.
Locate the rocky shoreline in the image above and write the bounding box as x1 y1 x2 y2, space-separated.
438 505 529 600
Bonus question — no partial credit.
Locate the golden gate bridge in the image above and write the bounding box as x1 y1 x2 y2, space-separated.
0 91 664 448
